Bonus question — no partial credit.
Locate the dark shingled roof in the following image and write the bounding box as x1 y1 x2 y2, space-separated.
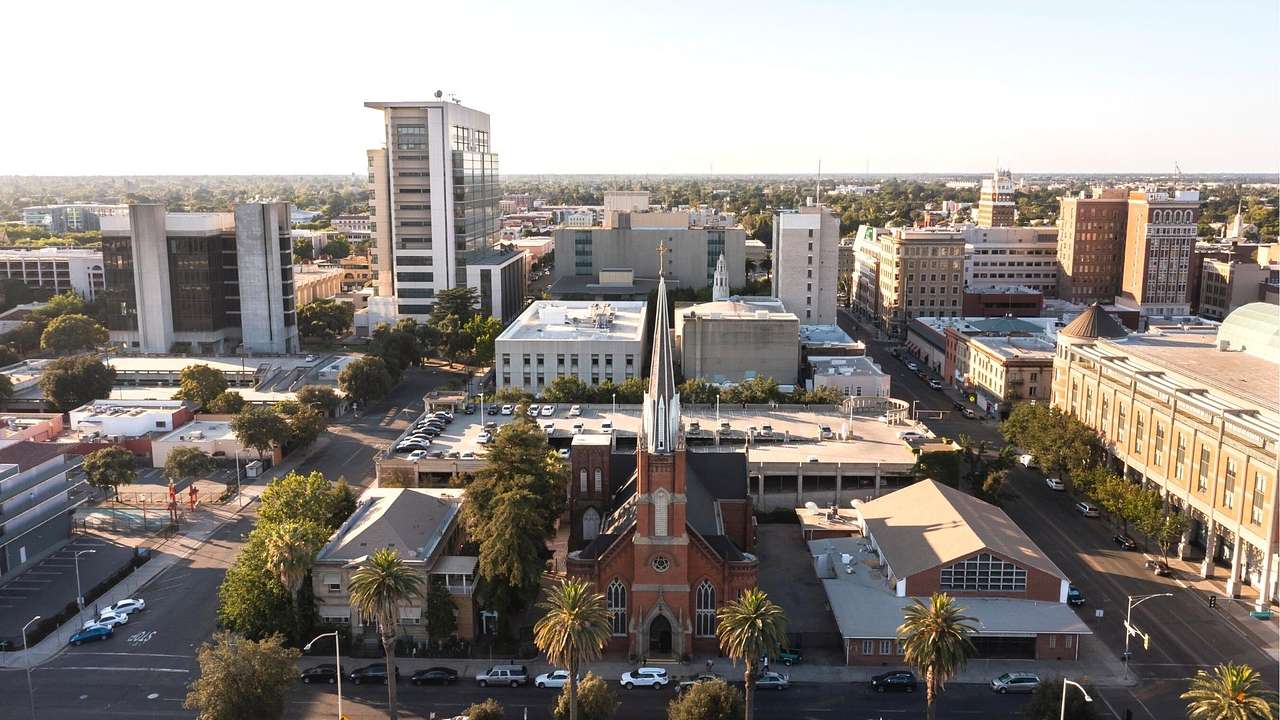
1061 304 1129 340
0 441 68 471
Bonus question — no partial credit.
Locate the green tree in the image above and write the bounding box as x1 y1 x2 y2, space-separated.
543 375 594 403
206 390 247 415
431 287 479 323
678 378 719 404
38 313 108 353
667 679 744 720
217 533 294 639
368 323 423 376
38 354 115 411
258 470 350 529
0 372 13 410
980 469 1009 505
425 578 458 643
328 479 358 528
348 548 425 720
231 405 291 461
789 385 845 405
293 237 314 262
32 290 86 321
722 376 781 405
467 418 568 535
898 593 977 720
464 698 505 720
1001 403 1101 482
535 579 613 720
298 299 354 341
554 672 619 720
321 237 351 259
262 521 324 643
465 314 502 364
2 321 45 355
470 487 548 638
295 385 341 416
182 631 300 720
913 450 963 488
1022 677 1100 720
715 588 788 720
613 377 646 404
163 446 215 484
493 386 535 404
174 364 230 410
1181 663 1277 720
82 446 136 500
339 355 395 404
277 399 328 449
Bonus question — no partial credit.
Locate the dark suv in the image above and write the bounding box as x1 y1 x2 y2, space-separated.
870 670 917 693
349 663 400 685
300 663 344 684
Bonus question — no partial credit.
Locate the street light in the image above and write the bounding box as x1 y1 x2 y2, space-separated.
1060 677 1092 720
74 549 96 609
1123 592 1174 680
23 614 40 720
234 449 243 510
304 631 343 720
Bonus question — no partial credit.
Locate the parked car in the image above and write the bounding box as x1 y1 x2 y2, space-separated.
928 379 943 390
870 670 917 693
407 450 426 461
540 404 555 416
1113 533 1137 550
601 421 613 434
759 424 774 438
69 624 113 646
1148 559 1171 576
488 405 501 416
462 404 475 415
349 664 399 685
475 664 529 687
542 422 555 435
535 669 573 689
572 422 585 434
85 610 128 630
106 598 145 615
1075 501 1100 518
411 667 459 686
905 362 919 372
300 663 344 684
991 672 1040 694
500 405 514 415
951 400 965 410
477 431 492 444
1045 477 1066 491
961 408 977 419
1067 585 1086 606
916 370 929 380
777 647 803 666
818 424 833 439
756 671 790 690
557 449 571 458
676 673 722 695
569 405 582 417
1019 454 1039 469
621 667 670 689
527 405 540 416
898 431 926 441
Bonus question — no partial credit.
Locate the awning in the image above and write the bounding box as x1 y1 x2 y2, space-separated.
319 606 351 619
432 555 478 576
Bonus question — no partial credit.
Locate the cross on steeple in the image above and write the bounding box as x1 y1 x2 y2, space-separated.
656 239 668 278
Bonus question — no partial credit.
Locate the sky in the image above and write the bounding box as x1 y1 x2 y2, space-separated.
4 0 1278 176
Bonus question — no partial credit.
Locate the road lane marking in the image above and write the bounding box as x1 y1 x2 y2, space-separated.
40 666 189 673
64 652 193 659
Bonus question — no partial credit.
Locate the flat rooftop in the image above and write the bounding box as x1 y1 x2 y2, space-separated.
1100 331 1278 415
969 335 1056 361
497 301 648 343
155 420 236 443
799 324 860 348
810 355 885 377
795 505 863 536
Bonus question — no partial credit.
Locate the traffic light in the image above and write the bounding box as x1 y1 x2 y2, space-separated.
1209 594 1218 608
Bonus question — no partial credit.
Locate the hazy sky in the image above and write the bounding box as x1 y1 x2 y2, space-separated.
5 0 1277 175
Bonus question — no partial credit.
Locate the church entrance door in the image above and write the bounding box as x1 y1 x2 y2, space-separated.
648 614 672 656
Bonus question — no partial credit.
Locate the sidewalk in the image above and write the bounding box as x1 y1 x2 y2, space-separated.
1160 553 1279 663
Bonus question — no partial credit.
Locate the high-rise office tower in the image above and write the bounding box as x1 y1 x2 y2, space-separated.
365 99 525 323
772 206 840 324
1117 189 1200 319
977 169 1015 227
1056 189 1130 304
101 203 298 354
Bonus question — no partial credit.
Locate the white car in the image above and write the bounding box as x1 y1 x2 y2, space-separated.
601 421 614 434
621 667 669 689
477 431 492 444
527 405 540 416
542 422 555 435
85 611 128 630
1045 477 1065 491
106 598 146 615
407 450 426 461
572 422 585 434
558 449 571 458
540 404 555 417
1075 501 1100 518
568 405 582 417
500 405 514 415
535 669 573 689
898 431 926 441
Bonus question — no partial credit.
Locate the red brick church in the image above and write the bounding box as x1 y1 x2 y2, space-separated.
566 263 758 660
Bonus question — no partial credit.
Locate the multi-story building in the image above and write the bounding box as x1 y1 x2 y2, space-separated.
0 247 106 301
21 203 128 234
1199 258 1277 321
1056 189 1130 304
850 225 885 322
962 224 1059 296
365 100 524 323
331 214 372 240
872 227 966 338
1053 303 1278 608
100 203 299 355
808 355 890 398
551 222 745 296
838 237 856 306
494 301 648 395
1116 189 1200 320
676 289 800 387
0 442 87 581
773 206 840 324
962 286 1043 317
976 170 1015 227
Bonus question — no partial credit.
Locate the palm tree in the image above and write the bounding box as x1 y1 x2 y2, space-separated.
533 579 612 720
897 593 977 720
1181 663 1278 720
348 547 425 720
715 587 788 720
262 522 319 643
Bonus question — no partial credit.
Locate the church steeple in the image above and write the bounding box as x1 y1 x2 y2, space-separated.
644 241 681 454
712 252 729 302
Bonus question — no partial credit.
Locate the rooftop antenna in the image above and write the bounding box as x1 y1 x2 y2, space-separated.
1174 161 1183 189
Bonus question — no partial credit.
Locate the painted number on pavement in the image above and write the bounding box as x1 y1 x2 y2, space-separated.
127 630 157 646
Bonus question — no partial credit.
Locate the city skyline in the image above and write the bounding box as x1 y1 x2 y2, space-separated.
4 0 1278 176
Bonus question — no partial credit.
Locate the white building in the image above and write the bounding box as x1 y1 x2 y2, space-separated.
151 420 252 468
808 355 890 398
332 214 372 240
495 301 648 395
603 191 650 214
773 207 840 324
0 247 106 301
961 224 1059 296
69 399 195 439
21 203 127 233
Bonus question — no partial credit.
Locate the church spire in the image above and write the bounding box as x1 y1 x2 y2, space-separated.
712 252 729 302
644 241 680 454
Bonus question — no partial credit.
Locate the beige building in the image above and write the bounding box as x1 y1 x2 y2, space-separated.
873 227 966 338
1199 257 1277 321
773 207 840 324
1052 303 1278 608
676 298 799 386
977 170 1015 227
293 264 345 306
1057 189 1130 304
311 487 478 640
1117 189 1200 320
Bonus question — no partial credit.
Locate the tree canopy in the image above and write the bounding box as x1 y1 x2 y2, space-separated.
38 354 115 411
83 446 136 500
39 313 107 353
339 355 395 404
183 631 300 720
298 299 353 341
667 679 744 720
174 364 229 409
231 405 291 460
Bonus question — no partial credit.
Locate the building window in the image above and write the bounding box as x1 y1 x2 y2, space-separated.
579 469 588 494
653 488 669 537
862 639 873 655
1223 458 1237 509
1048 634 1057 649
1252 473 1267 526
594 468 603 493
880 640 893 655
323 574 341 593
607 580 627 636
1174 434 1186 480
695 580 716 637
1197 448 1211 492
939 553 1027 592
1153 425 1165 467
1134 415 1145 454
1116 404 1127 443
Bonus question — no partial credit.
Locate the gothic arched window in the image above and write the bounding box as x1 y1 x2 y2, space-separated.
607 579 627 635
653 488 670 537
695 579 716 637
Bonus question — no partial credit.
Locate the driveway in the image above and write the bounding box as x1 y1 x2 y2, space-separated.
754 523 842 659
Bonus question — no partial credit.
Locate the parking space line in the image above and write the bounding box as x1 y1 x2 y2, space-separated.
41 666 190 673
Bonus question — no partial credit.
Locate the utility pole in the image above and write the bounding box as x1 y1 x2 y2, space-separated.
1122 592 1172 681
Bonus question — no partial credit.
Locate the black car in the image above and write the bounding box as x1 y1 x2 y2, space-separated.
462 404 476 415
1113 533 1137 550
487 405 501 416
411 667 459 686
951 400 965 411
870 670 917 693
300 663 344 684
349 663 400 685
